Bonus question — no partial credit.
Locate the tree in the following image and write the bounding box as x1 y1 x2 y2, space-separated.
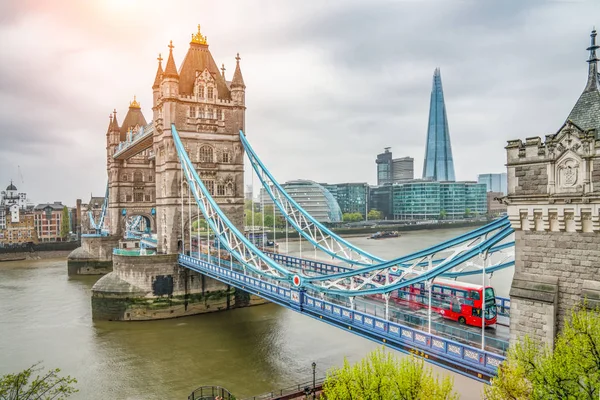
464 208 471 218
0 363 78 400
323 347 458 399
342 213 363 223
367 209 383 220
60 207 70 241
440 209 447 220
486 305 600 399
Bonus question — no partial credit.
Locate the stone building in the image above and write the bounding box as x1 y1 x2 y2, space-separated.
79 195 107 234
106 25 245 254
506 29 600 347
0 213 37 246
486 191 507 217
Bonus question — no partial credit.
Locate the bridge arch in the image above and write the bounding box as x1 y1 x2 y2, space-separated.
118 209 156 235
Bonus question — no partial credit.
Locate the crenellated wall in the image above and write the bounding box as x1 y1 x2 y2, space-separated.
506 122 600 347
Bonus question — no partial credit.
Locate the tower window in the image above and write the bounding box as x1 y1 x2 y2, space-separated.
221 152 230 163
205 181 215 195
199 146 213 163
199 86 205 98
207 87 214 99
122 174 128 181
217 184 225 196
190 107 196 118
134 192 143 202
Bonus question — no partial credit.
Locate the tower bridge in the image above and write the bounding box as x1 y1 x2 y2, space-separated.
67 27 600 382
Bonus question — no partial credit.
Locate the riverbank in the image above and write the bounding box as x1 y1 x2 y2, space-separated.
0 250 74 262
258 220 489 241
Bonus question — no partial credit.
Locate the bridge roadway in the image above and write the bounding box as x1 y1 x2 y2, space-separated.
179 252 506 382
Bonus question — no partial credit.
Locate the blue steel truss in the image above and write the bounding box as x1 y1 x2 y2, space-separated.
171 124 515 380
174 125 513 297
89 183 109 235
241 131 514 276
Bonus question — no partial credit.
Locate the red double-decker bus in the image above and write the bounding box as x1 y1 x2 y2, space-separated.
391 278 498 327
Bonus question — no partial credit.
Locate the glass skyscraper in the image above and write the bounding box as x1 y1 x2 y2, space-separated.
422 68 456 182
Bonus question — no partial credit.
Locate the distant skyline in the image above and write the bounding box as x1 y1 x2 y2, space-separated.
1 1 599 204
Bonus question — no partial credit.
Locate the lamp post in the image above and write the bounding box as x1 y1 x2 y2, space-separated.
312 362 316 399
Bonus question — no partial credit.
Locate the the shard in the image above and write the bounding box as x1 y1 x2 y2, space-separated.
422 68 456 182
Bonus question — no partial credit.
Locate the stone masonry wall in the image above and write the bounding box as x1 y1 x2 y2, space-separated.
509 297 556 346
515 230 600 328
593 159 600 191
514 165 548 196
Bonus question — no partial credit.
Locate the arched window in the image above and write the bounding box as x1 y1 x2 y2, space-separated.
122 174 128 181
207 87 214 99
199 146 213 163
225 182 234 196
134 171 143 182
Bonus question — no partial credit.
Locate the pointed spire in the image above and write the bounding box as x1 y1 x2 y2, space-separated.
110 109 120 131
164 41 179 79
153 53 164 89
231 52 245 88
585 29 599 92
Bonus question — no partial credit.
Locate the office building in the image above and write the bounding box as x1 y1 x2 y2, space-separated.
392 180 486 220
477 173 507 195
368 185 393 220
321 183 368 216
376 148 393 185
392 157 414 182
422 68 456 181
260 180 342 224
376 148 414 185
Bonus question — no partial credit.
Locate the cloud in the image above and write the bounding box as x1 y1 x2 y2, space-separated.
0 0 598 204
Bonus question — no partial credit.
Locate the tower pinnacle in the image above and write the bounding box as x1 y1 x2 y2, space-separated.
153 53 164 89
191 24 208 45
231 53 245 88
585 29 599 92
164 41 179 79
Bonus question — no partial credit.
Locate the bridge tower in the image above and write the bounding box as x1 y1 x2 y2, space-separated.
106 98 156 236
153 26 245 254
506 29 600 347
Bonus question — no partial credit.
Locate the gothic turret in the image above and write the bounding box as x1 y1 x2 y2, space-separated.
152 53 163 113
120 97 147 141
106 109 120 159
230 53 246 105
566 29 600 136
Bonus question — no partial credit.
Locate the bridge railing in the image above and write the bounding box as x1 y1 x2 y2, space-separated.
179 254 505 380
242 377 325 400
188 385 235 400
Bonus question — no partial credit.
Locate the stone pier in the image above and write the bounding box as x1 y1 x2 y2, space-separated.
67 235 120 275
91 253 267 321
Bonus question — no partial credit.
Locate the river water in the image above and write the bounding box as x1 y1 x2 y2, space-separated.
0 226 513 400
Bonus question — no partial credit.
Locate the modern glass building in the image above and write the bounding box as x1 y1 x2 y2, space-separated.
392 157 414 182
260 180 342 224
376 148 393 185
422 68 456 182
321 183 368 216
391 180 486 220
477 173 507 195
369 185 393 220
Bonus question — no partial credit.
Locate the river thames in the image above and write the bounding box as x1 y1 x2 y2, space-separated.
0 226 513 400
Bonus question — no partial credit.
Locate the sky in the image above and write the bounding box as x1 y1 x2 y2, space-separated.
0 0 599 205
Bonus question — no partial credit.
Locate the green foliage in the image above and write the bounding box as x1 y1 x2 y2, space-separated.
244 199 254 211
486 305 600 399
0 363 78 400
323 347 458 400
342 212 363 223
60 207 70 240
367 209 383 220
464 208 471 218
440 209 447 219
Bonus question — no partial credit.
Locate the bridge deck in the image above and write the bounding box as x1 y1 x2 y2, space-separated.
178 254 504 382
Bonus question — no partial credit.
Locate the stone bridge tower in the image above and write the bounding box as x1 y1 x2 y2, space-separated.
153 26 245 254
506 30 600 347
106 99 156 237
